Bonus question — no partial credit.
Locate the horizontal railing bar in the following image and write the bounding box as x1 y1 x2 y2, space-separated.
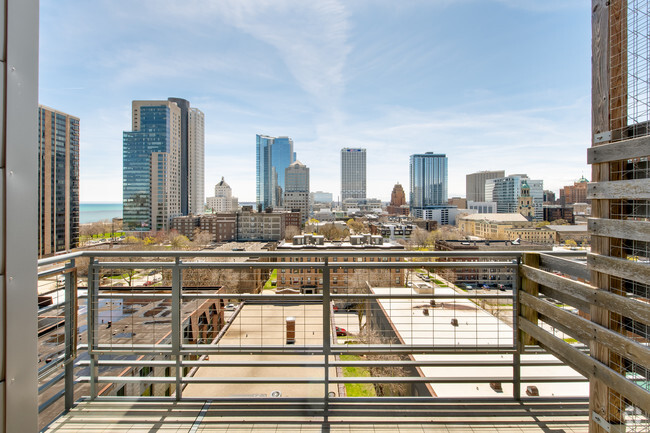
330 294 514 300
38 388 65 414
538 254 590 281
38 371 65 394
173 293 514 300
95 292 173 299
80 375 586 385
38 355 66 377
37 251 83 266
94 261 519 270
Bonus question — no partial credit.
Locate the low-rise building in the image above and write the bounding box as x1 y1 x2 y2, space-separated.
277 235 405 293
458 213 532 240
544 224 590 245
543 205 575 224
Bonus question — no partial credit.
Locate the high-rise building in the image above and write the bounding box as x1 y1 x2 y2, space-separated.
410 152 448 208
188 107 205 215
123 100 182 231
37 105 80 257
168 98 204 216
256 134 295 209
387 183 409 215
311 191 333 204
409 153 460 224
486 175 544 221
341 148 366 201
284 160 310 224
466 170 505 202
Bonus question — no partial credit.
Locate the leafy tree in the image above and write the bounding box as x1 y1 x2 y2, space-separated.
346 218 365 234
284 226 301 241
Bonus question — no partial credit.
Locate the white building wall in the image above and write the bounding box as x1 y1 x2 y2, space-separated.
188 108 205 215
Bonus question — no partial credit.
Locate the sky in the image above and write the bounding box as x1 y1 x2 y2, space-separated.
39 0 591 203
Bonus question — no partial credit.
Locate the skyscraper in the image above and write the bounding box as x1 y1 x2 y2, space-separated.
485 174 544 221
409 153 459 224
466 170 505 202
207 177 234 213
341 148 366 201
188 107 205 215
123 100 182 231
168 98 204 215
256 134 295 209
409 152 448 208
284 160 310 224
37 105 80 257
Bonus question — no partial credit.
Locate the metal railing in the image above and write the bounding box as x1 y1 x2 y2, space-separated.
37 249 621 429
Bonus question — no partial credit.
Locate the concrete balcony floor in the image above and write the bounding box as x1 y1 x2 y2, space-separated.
44 399 589 432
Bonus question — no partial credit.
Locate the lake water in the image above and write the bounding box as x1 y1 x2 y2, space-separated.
80 203 122 224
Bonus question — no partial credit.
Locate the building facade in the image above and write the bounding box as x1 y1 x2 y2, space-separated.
37 105 80 257
457 213 533 240
123 100 182 231
188 107 205 215
387 183 409 215
283 160 310 224
207 177 234 213
485 175 544 221
341 148 366 201
559 176 589 205
409 152 455 224
466 170 505 202
256 134 295 209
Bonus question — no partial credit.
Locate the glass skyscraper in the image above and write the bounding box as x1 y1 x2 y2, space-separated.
485 175 544 221
409 152 448 208
256 134 295 209
123 101 182 231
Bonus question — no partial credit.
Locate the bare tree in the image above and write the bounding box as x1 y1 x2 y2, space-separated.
192 229 213 247
284 226 301 241
410 227 429 249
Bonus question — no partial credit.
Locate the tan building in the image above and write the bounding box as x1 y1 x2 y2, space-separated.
448 197 467 209
559 176 589 205
458 213 532 240
277 235 405 293
505 227 555 244
38 105 80 257
387 183 409 215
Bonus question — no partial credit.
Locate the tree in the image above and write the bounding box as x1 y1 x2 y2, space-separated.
285 226 301 241
551 219 569 225
319 223 349 241
346 218 365 234
192 229 213 247
535 221 551 228
565 239 578 248
410 227 429 249
171 234 191 250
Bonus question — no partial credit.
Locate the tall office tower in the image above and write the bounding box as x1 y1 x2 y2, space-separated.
37 105 80 257
410 153 448 208
168 98 204 215
188 107 205 214
256 134 295 209
284 160 310 224
123 100 182 231
466 170 505 202
485 174 544 221
341 148 366 201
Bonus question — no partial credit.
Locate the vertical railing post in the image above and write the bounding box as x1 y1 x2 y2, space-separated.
513 255 521 401
322 257 331 420
172 257 182 400
64 259 77 411
87 257 98 399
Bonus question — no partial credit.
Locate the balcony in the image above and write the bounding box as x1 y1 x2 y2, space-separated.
35 250 649 432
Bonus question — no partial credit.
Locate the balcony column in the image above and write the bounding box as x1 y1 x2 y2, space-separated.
322 257 331 420
64 259 77 411
172 257 182 400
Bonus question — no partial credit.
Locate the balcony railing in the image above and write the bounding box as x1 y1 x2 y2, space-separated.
36 250 648 431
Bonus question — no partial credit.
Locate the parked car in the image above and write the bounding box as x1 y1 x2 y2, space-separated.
335 326 347 336
225 303 236 311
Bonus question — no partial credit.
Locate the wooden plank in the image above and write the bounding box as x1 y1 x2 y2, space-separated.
539 254 590 281
587 178 650 199
587 134 650 162
520 291 650 370
588 253 650 286
519 318 650 414
520 264 650 326
538 284 591 312
520 253 539 346
592 0 609 143
588 217 650 242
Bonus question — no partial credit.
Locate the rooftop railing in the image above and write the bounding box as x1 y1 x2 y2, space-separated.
36 249 648 431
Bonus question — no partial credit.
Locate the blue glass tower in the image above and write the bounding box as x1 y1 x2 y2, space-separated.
123 105 172 231
409 152 448 209
256 134 295 208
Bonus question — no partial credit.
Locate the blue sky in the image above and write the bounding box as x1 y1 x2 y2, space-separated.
40 0 590 203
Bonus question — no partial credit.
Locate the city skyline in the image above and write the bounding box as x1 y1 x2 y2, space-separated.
40 1 589 203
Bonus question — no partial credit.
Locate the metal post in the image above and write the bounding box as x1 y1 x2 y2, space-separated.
64 259 77 411
513 256 521 401
172 257 182 400
87 257 98 399
322 258 330 420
